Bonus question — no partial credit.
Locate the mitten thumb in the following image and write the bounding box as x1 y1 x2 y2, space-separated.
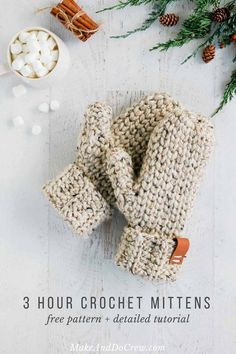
78 102 112 162
107 147 136 218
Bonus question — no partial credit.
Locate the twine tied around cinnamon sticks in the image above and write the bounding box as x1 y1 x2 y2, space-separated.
51 0 99 42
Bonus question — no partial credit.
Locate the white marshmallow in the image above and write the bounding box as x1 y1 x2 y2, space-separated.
22 44 29 53
10 41 22 55
17 53 26 60
50 100 60 111
40 54 53 65
12 84 27 98
32 125 42 135
12 57 25 71
19 31 30 43
46 61 57 71
32 60 44 72
51 50 59 61
24 52 38 64
13 115 24 127
20 64 33 77
36 66 49 78
26 32 37 42
40 46 51 56
47 37 56 50
26 39 40 54
37 31 49 41
38 102 50 113
38 39 48 50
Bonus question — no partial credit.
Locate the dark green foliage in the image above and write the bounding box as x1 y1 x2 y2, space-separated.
214 71 236 115
195 0 220 11
98 0 236 114
97 0 153 13
111 0 176 38
151 12 212 51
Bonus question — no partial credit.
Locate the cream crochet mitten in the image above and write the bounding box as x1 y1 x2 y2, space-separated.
43 93 188 237
107 106 214 281
43 103 113 236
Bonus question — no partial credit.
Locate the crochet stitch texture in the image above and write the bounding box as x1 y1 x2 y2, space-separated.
43 94 181 236
107 106 214 281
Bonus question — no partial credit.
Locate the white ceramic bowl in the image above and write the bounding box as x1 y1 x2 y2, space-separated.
7 26 70 89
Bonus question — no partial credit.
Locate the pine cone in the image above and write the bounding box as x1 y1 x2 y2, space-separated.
159 13 179 27
212 8 230 22
202 45 216 63
231 34 236 42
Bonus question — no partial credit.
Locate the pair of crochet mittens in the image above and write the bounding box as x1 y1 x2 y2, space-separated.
43 94 214 281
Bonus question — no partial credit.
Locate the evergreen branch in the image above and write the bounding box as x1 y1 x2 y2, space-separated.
97 0 152 13
195 0 220 11
182 26 218 63
213 70 236 115
111 0 176 38
182 9 236 63
98 0 236 114
151 12 212 51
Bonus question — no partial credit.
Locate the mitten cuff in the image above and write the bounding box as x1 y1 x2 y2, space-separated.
116 227 189 281
43 164 112 236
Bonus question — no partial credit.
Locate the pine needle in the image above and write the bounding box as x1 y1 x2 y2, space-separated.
151 12 212 51
213 71 236 115
97 0 152 13
98 0 236 115
111 0 175 38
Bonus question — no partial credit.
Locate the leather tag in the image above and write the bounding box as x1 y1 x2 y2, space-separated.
169 237 190 265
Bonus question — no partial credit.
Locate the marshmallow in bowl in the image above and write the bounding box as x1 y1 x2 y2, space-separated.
19 31 30 43
10 41 22 55
40 53 53 65
32 60 44 72
12 57 25 71
24 52 39 64
40 46 51 56
26 39 41 54
10 29 59 79
47 37 57 50
37 31 49 42
45 61 57 71
22 44 29 53
51 50 59 61
36 66 49 78
20 64 33 77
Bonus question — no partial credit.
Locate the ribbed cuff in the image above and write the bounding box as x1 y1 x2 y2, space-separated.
116 227 183 281
43 164 112 236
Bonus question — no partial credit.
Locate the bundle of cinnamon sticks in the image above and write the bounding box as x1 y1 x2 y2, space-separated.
51 0 99 41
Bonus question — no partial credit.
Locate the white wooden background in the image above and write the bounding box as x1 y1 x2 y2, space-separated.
0 1 236 353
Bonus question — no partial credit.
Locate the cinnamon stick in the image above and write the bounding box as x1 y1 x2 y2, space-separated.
50 0 99 41
59 3 95 33
59 4 93 41
58 3 95 40
64 0 98 29
58 3 89 31
50 7 87 41
59 3 94 41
